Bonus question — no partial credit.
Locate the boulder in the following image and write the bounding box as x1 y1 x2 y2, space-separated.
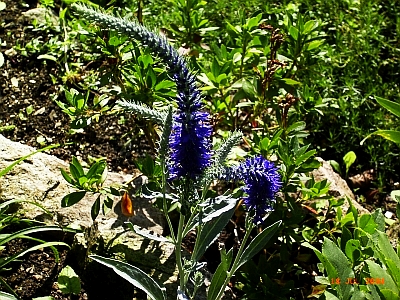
311 157 369 214
0 134 181 298
0 134 165 233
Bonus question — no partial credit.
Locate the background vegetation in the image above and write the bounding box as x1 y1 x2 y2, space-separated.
1 0 400 299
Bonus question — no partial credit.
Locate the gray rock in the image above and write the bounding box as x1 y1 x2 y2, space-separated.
0 134 164 233
311 157 369 214
20 7 59 27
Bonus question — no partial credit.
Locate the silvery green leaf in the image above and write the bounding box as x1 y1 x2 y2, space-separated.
234 221 281 272
192 203 235 262
141 186 179 202
177 288 190 300
125 222 172 243
117 99 168 125
0 291 18 300
184 195 237 236
90 255 167 300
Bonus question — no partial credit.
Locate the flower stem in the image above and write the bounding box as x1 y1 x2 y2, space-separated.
215 215 255 300
175 212 186 294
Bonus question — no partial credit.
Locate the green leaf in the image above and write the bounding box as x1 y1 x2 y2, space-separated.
0 225 73 247
329 160 341 175
0 143 60 178
295 149 316 166
97 164 108 185
192 204 235 262
86 161 102 179
70 159 83 180
370 230 400 284
358 214 377 234
302 20 316 34
307 39 324 51
242 79 257 100
207 257 229 300
91 195 101 221
366 261 399 295
0 291 18 300
33 297 55 300
289 26 299 41
102 196 113 215
58 265 81 295
376 97 400 118
379 289 400 300
345 239 361 263
391 190 400 203
281 78 301 86
154 80 175 91
234 221 281 272
60 168 74 184
343 151 356 175
287 121 306 133
90 255 166 300
71 156 84 175
185 195 237 236
61 191 86 207
321 238 355 299
374 130 400 144
373 209 385 230
340 226 352 252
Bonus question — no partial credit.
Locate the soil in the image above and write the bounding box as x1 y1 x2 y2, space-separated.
0 0 151 175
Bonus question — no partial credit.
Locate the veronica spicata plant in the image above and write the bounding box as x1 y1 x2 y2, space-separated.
71 3 282 299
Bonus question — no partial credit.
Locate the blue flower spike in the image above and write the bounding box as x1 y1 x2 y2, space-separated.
73 3 212 181
234 156 282 224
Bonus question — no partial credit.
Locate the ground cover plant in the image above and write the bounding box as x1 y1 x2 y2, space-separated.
0 0 400 299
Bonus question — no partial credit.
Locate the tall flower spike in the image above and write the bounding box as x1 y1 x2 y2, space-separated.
73 4 212 180
230 156 282 224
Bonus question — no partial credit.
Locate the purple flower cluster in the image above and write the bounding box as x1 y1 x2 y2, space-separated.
167 67 212 180
74 4 213 180
231 156 282 223
141 29 213 180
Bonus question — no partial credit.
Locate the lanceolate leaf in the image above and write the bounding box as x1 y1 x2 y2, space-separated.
376 96 400 118
126 223 172 243
372 130 400 144
0 143 60 178
207 259 229 300
91 195 101 221
61 191 86 207
90 255 166 300
192 204 235 262
366 261 399 295
184 195 237 236
0 291 18 300
322 238 354 300
234 221 281 272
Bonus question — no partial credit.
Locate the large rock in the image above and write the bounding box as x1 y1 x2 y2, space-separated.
311 157 369 214
0 135 180 297
0 134 164 233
